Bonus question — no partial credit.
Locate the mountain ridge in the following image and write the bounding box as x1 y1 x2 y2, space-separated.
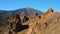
0 7 43 15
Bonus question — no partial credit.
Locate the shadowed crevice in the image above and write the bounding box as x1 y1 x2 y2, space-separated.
15 14 29 32
15 23 29 32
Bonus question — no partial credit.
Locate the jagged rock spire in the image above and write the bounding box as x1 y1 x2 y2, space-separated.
47 8 54 13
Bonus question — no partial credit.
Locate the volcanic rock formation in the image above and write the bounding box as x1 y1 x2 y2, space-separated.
0 8 60 34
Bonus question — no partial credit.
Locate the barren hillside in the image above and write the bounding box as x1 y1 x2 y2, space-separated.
0 8 60 34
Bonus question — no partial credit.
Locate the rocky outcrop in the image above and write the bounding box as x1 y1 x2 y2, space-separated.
0 8 60 34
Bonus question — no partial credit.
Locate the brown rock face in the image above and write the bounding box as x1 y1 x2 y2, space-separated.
1 8 60 34
47 8 53 13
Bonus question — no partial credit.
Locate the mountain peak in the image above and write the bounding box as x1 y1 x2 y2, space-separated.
45 8 54 14
47 8 54 13
48 8 53 11
25 7 34 11
18 7 43 15
26 7 31 9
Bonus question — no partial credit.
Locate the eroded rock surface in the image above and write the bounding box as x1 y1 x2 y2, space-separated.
0 8 60 34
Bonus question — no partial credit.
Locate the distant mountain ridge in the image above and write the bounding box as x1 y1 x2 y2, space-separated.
0 7 43 15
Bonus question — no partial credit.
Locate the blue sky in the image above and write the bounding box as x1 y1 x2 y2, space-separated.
0 0 60 12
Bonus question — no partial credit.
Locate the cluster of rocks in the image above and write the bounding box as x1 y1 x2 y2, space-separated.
2 8 60 34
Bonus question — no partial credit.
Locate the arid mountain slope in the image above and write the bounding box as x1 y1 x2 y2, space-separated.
0 7 43 27
17 8 60 34
0 8 60 34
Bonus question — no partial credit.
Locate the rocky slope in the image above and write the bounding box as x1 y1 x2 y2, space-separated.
17 8 60 34
0 7 43 27
0 8 60 34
